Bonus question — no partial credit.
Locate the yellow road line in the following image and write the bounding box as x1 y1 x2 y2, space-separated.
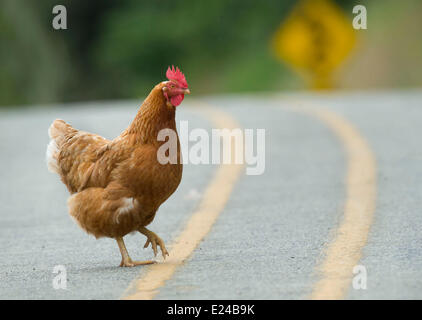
287 102 376 300
122 103 244 300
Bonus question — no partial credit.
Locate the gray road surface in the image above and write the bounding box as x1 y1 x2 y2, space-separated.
0 91 421 299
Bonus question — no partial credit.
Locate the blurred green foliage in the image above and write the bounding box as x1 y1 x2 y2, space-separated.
93 0 297 99
0 0 419 107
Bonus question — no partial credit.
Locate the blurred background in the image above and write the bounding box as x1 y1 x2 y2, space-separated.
1 0 421 107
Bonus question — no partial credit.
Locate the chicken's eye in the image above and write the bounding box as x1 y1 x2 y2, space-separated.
170 84 175 88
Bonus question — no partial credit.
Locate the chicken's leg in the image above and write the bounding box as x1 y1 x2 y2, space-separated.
139 227 169 259
116 237 155 267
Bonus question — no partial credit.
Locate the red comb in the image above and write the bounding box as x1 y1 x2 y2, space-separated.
166 65 188 88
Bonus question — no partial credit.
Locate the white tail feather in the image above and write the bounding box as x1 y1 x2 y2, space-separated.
46 138 59 174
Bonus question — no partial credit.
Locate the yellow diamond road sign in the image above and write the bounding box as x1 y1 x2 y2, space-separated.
272 0 356 89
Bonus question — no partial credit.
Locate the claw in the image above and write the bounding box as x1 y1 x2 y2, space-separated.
120 260 134 267
142 230 169 260
157 239 169 259
144 239 150 249
119 259 155 267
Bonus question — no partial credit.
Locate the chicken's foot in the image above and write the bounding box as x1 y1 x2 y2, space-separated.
116 237 155 267
139 227 169 259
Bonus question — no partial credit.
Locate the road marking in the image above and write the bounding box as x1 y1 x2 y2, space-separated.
287 102 376 299
122 103 244 300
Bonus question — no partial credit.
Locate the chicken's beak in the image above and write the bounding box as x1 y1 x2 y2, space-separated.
183 88 191 95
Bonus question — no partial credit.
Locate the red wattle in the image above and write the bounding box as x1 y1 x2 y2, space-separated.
170 94 184 107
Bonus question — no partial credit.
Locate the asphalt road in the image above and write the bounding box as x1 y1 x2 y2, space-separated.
0 90 421 299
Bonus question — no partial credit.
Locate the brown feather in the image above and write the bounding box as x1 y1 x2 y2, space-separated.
48 82 182 238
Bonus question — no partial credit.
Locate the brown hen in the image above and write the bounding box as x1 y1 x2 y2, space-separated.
46 67 190 267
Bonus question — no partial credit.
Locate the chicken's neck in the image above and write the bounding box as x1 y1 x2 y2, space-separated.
125 85 177 145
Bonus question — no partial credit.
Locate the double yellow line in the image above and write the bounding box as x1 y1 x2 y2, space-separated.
122 99 376 300
304 105 376 299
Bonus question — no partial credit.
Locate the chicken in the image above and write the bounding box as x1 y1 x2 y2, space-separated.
46 66 190 267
